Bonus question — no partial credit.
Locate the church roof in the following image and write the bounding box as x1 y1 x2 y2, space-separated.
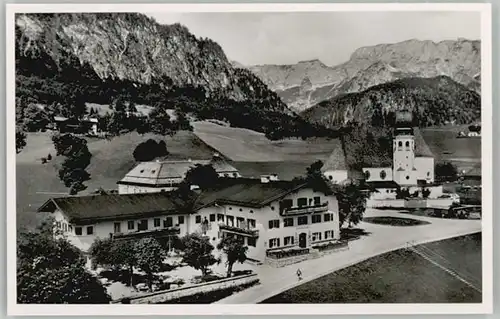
413 128 434 158
322 142 348 171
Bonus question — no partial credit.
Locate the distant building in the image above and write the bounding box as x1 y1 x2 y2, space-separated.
117 153 241 194
362 110 435 187
38 177 340 262
361 110 445 202
461 164 481 187
52 116 99 135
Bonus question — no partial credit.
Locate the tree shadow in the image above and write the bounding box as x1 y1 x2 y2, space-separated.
99 261 177 287
99 268 147 286
340 227 372 242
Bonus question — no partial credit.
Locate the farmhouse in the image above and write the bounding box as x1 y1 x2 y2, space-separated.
52 116 99 135
117 153 241 194
37 177 341 262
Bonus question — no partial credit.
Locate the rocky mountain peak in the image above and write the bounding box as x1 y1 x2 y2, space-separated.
249 38 481 112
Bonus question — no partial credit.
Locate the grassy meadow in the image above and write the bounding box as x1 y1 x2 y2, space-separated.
262 233 482 303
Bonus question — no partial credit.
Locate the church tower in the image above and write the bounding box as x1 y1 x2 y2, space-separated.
392 110 417 185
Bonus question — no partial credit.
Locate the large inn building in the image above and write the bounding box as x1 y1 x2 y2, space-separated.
117 153 241 194
38 177 340 262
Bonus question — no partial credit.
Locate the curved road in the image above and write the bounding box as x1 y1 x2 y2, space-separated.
216 209 482 304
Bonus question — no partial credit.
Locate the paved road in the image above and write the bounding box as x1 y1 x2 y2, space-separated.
216 209 482 304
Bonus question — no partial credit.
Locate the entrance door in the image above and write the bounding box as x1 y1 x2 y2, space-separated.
299 233 307 248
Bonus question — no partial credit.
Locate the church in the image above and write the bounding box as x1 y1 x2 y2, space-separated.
362 110 435 187
321 110 447 203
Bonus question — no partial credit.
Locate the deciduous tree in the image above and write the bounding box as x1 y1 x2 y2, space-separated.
16 128 27 153
216 236 248 277
334 181 370 228
184 164 219 190
23 103 50 132
134 238 167 291
435 162 458 182
17 219 110 304
52 133 92 194
181 233 218 276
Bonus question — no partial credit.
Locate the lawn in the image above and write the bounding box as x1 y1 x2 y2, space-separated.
420 127 481 163
262 233 482 303
193 121 337 162
362 216 431 227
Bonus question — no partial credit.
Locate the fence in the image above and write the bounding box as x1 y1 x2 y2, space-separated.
406 241 482 293
367 198 454 209
112 273 259 304
265 240 349 267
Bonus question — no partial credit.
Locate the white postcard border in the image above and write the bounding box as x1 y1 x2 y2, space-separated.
5 2 493 316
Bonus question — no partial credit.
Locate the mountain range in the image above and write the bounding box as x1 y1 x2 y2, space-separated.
15 13 481 144
16 13 330 140
248 39 481 112
301 75 481 129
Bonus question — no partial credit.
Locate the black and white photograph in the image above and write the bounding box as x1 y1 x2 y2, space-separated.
6 3 492 315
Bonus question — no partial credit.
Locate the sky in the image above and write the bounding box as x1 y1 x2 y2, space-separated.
144 11 480 67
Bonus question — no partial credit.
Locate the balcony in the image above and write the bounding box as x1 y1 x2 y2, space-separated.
112 226 180 241
218 223 259 237
281 202 329 216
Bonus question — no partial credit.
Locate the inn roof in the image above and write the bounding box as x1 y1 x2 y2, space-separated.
37 178 318 224
118 157 239 186
37 192 194 225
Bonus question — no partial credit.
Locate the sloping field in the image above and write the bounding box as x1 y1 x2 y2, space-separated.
421 127 481 161
262 233 482 303
231 161 314 181
16 131 216 231
193 121 338 162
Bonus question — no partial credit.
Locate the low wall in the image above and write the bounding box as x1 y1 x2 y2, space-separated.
367 199 405 208
266 254 310 268
112 273 259 304
367 198 454 209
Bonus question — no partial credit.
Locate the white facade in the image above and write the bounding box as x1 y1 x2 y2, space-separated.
323 169 349 184
50 209 190 253
414 157 435 183
393 134 417 185
190 188 340 261
369 188 398 200
46 187 340 263
118 184 179 195
363 167 393 182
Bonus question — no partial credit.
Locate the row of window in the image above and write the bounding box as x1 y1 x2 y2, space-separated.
70 216 186 237
269 213 335 229
56 221 93 236
268 230 336 248
195 214 256 229
279 196 322 210
222 232 257 247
